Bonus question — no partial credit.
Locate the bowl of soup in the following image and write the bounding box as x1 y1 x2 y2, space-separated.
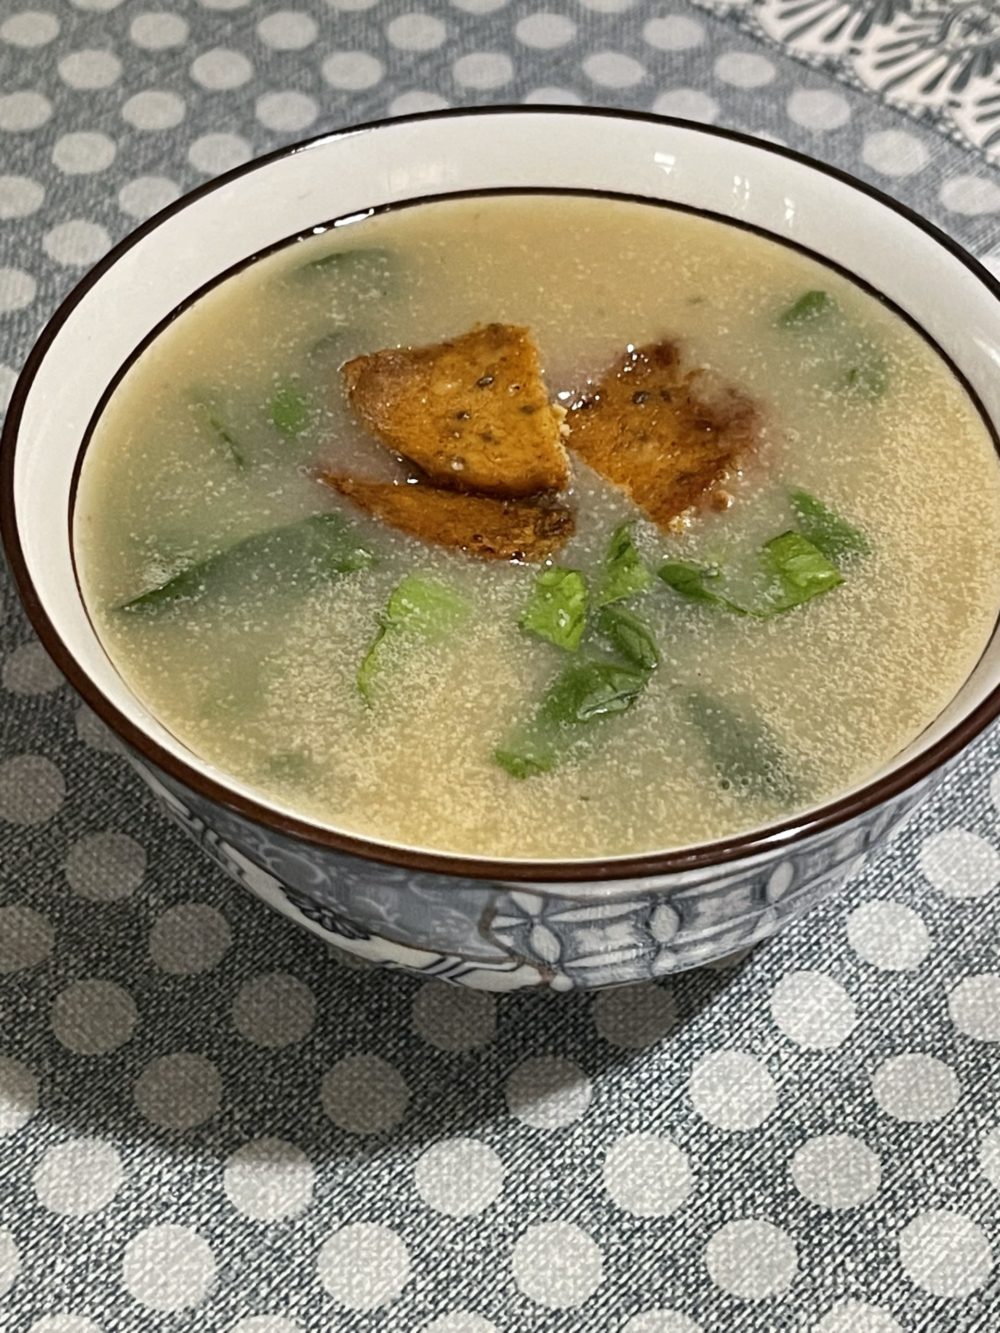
4 108 1000 990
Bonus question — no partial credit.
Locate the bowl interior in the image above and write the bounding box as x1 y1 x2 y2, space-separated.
5 107 1000 876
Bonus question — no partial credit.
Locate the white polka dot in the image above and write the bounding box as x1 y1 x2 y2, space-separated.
424 1316 497 1333
453 51 514 89
812 1301 903 1333
32 1138 122 1216
318 1223 410 1311
229 1321 302 1333
623 1314 703 1333
861 129 929 177
979 1124 1000 1187
28 1317 103 1333
326 0 379 9
58 49 121 88
940 175 1000 216
200 0 248 8
948 974 1000 1041
257 10 317 49
847 900 930 970
0 1230 19 1297
511 1221 603 1308
920 828 1000 897
52 131 116 173
322 51 384 90
134 1052 221 1129
43 220 110 267
688 1050 776 1130
0 268 36 313
505 1056 591 1128
232 972 314 1046
411 981 496 1049
643 16 704 50
117 174 180 220
191 48 253 90
898 1209 993 1297
122 1225 216 1311
188 132 252 175
583 51 645 88
787 88 851 130
0 1057 37 1136
872 1053 960 1123
790 1134 881 1209
224 1137 314 1220
522 86 583 105
593 982 675 1048
705 1220 797 1298
0 175 44 219
0 905 53 972
130 11 188 48
387 13 447 50
3 641 62 693
0 755 64 823
51 979 136 1054
651 89 719 122
714 51 776 88
322 1054 409 1132
414 1137 504 1216
122 90 185 130
603 1133 692 1217
71 0 124 9
388 91 450 116
76 704 121 753
770 970 856 1049
0 364 15 411
516 13 576 48
578 0 633 10
149 903 230 972
0 91 52 130
1 12 59 46
255 91 319 132
65 831 144 902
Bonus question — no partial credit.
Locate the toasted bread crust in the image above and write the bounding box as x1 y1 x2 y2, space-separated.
566 341 758 529
342 323 569 498
320 473 574 562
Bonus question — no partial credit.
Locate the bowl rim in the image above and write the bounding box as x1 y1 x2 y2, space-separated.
4 103 1000 884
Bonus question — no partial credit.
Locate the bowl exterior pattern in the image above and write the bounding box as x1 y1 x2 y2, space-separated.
129 753 936 990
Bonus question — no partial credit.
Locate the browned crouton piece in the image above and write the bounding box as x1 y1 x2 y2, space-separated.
320 473 574 562
342 323 569 498
566 341 759 530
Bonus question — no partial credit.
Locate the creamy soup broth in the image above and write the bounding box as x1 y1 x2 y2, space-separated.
74 194 1000 858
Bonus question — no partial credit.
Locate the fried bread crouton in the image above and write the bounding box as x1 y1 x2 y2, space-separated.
566 341 759 530
342 323 570 498
320 473 574 562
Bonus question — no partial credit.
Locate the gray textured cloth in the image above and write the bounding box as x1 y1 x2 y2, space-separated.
1 2 999 1330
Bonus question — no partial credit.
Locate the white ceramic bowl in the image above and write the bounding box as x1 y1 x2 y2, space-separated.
4 108 999 989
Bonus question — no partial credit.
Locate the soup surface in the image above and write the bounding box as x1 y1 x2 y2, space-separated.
75 194 1000 859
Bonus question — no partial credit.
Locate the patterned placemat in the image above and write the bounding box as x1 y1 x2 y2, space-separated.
1 2 999 1330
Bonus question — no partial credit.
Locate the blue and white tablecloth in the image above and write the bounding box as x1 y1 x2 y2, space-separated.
2 2 1000 1329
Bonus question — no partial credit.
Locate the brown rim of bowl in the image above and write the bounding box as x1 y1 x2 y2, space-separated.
3 105 1000 885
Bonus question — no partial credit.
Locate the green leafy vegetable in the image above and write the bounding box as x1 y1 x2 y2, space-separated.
790 489 871 564
495 658 651 778
358 575 469 705
778 290 834 328
295 246 394 288
596 522 652 606
269 385 310 437
658 559 749 615
596 604 660 671
839 350 889 401
520 566 589 651
118 513 372 615
190 395 247 469
684 689 797 801
762 531 843 611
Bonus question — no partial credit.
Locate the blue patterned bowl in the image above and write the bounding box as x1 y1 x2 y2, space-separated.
4 108 1000 989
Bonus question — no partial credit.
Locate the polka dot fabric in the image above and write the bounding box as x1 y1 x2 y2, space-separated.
2 2 1000 1328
